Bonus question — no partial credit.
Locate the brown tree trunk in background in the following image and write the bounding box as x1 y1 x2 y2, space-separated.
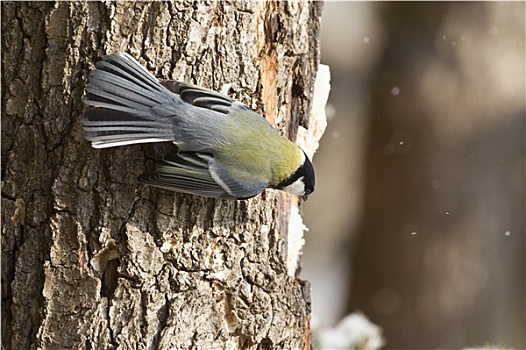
349 2 525 348
1 2 323 349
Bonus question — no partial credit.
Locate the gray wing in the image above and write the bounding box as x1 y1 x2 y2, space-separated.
139 152 234 199
140 152 268 199
161 80 257 115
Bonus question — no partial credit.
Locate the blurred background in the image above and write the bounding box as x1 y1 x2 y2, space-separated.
302 2 525 349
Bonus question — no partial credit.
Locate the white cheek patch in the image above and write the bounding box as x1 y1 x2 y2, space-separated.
282 178 305 195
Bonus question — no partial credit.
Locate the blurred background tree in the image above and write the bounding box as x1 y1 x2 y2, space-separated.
304 2 524 349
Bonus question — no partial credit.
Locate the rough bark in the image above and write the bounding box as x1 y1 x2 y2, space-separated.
1 2 323 349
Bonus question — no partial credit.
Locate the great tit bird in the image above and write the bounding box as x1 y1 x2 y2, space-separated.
81 53 315 200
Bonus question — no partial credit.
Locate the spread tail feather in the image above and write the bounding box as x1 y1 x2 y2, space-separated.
81 53 178 148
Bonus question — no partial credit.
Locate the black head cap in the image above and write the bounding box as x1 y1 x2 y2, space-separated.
302 154 315 199
275 151 315 200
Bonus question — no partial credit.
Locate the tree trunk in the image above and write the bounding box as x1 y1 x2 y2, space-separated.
1 2 324 349
348 2 525 348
